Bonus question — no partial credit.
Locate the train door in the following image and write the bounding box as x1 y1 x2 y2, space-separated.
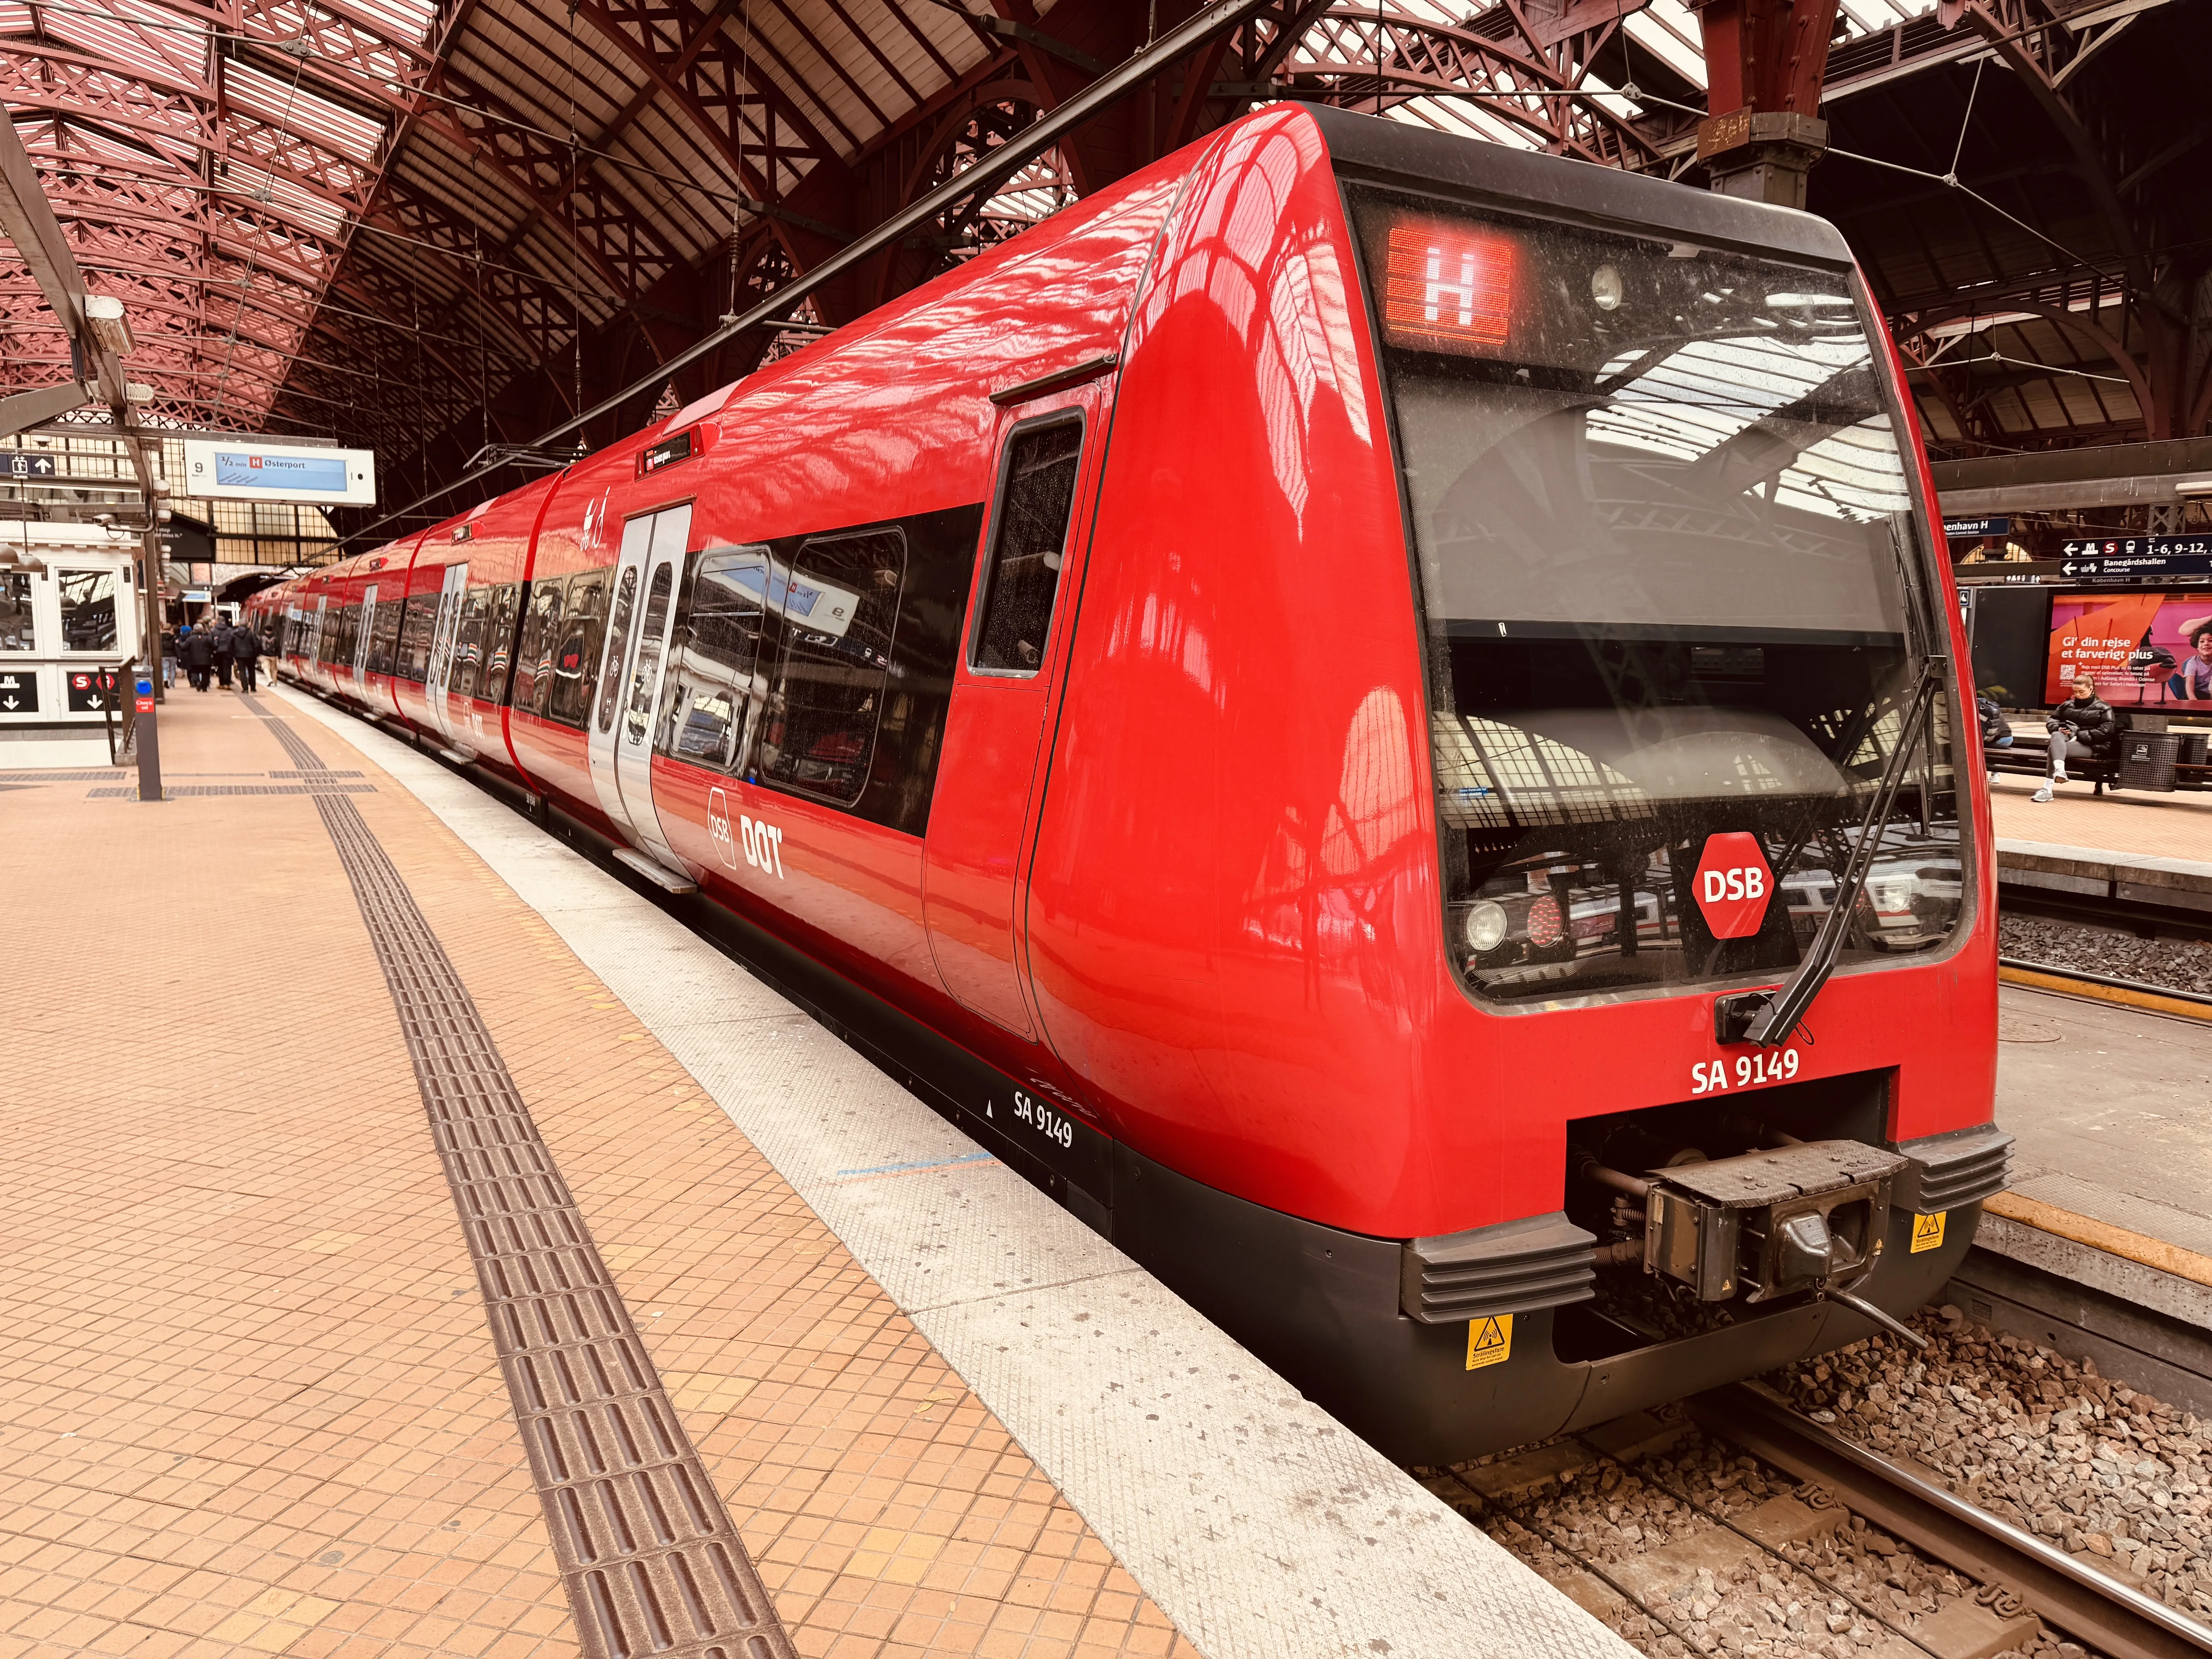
354 584 378 680
422 562 469 748
922 397 1099 1036
586 515 653 835
610 506 692 874
306 595 328 682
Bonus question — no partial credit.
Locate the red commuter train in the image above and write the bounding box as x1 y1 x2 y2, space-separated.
254 105 2009 1463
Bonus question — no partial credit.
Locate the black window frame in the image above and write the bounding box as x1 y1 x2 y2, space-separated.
395 590 438 683
512 578 565 716
549 570 611 729
969 409 1086 678
753 526 907 809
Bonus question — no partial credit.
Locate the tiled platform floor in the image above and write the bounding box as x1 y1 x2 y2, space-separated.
0 689 1197 1659
1989 744 2212 864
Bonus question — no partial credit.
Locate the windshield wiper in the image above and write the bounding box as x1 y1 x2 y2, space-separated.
1719 655 1948 1048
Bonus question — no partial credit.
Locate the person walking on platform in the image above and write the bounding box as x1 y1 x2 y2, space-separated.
180 623 216 692
2034 676 2116 803
232 621 261 694
213 617 235 689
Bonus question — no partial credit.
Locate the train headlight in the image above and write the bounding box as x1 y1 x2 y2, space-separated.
1464 900 1509 953
1590 263 1623 311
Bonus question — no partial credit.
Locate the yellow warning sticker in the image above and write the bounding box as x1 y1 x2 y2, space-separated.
1467 1314 1513 1371
1911 1211 1948 1254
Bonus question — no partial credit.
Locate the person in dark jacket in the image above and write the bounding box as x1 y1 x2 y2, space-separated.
213 618 235 688
232 621 262 693
2034 676 2116 801
180 625 217 691
1977 689 2014 783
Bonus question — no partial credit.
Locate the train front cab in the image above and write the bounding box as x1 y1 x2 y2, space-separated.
1018 107 2008 1465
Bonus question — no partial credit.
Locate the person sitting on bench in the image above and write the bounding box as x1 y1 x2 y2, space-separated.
2034 676 2116 803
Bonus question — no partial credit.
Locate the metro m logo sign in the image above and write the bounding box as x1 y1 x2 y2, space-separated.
1693 832 1773 939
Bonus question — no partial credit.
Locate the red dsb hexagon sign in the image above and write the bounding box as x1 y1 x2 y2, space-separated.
1693 832 1774 939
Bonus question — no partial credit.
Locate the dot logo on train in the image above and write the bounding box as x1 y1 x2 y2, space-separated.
1693 832 1775 940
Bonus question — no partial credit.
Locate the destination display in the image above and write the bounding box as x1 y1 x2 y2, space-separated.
180 439 376 505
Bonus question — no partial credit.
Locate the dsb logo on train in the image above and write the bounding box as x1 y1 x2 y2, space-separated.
1693 832 1774 939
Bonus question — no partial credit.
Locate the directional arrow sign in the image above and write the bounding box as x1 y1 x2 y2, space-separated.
0 670 34 712
2056 536 2212 584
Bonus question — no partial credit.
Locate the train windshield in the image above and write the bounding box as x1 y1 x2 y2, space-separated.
1350 187 1964 1006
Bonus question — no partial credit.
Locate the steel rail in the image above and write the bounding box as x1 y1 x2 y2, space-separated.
1999 956 2212 1018
1688 1381 2212 1659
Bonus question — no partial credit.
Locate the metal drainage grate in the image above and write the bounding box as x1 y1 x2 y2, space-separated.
245 696 794 1659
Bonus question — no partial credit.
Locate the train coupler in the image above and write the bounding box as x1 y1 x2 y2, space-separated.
1637 1140 1908 1304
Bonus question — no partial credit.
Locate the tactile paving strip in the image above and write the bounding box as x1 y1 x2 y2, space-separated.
88 782 378 797
243 696 795 1659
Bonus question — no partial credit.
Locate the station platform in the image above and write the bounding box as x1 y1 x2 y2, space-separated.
0 684 1626 1659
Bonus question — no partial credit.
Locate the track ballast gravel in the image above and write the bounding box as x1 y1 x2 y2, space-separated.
2000 913 2212 998
1458 1309 2212 1659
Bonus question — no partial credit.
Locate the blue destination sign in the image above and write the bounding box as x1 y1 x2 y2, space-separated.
213 451 349 493
2057 536 2212 583
1945 517 2009 538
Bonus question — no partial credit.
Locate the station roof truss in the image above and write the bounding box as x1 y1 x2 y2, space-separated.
3 0 2206 533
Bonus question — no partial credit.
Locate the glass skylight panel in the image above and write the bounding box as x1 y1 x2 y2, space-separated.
223 58 385 165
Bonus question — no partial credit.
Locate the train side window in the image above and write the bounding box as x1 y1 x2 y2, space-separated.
659 546 771 769
482 583 524 706
512 580 564 715
755 528 904 805
595 565 640 734
550 572 609 726
451 587 493 700
332 605 360 668
368 594 402 675
973 416 1083 675
395 592 437 682
1 572 34 651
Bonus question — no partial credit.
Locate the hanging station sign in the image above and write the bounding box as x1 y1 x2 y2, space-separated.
180 439 378 505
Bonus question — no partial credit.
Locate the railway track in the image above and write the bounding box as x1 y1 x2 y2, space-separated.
1997 957 2212 1024
1445 1375 2212 1659
1690 1381 2212 1659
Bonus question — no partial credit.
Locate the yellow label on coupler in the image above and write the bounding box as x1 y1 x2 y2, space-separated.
1911 1211 1948 1254
1467 1314 1513 1370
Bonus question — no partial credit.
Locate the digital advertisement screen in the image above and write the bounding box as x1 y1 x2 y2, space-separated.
2045 590 2212 704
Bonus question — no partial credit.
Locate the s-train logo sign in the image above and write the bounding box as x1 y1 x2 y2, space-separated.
1693 833 1772 939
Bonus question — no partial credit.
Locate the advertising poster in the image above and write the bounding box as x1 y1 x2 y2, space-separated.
2045 591 2212 704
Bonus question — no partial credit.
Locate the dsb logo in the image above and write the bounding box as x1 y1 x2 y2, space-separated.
1693 832 1773 939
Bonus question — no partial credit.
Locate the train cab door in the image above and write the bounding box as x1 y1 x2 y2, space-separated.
610 505 691 874
922 398 1098 1038
422 562 469 747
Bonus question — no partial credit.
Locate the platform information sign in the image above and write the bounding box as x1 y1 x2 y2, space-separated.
2056 536 2212 583
1945 516 2009 539
180 439 376 506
